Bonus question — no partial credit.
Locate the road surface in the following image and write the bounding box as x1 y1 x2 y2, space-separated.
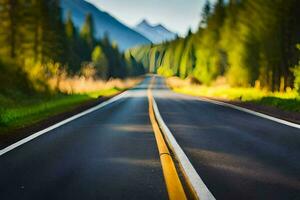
0 75 300 199
153 76 300 200
0 77 168 200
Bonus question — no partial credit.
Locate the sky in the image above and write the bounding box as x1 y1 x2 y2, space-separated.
86 0 215 36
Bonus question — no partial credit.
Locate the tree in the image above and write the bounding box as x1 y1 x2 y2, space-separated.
0 0 139 88
65 11 75 39
92 45 108 79
130 0 300 90
200 0 211 27
80 13 94 48
0 0 18 58
187 28 193 37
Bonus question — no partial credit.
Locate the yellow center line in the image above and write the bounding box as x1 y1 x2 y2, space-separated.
148 77 187 200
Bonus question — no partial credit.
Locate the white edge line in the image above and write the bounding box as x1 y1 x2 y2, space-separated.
152 96 216 200
0 92 128 156
193 96 300 129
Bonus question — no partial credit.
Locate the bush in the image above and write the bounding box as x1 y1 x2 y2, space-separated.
0 59 34 96
293 66 300 94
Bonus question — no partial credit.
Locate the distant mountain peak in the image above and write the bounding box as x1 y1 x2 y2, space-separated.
139 19 150 25
60 0 150 50
135 19 176 44
137 20 169 32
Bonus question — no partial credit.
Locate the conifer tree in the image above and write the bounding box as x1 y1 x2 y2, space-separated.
80 13 94 48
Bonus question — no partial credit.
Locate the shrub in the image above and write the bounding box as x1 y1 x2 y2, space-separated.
293 66 300 94
293 44 300 94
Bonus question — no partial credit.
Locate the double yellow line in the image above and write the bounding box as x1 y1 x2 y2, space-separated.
147 77 187 200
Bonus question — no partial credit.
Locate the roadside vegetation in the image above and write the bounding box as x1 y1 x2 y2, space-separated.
167 77 300 112
130 0 300 113
0 1 144 133
0 74 140 133
130 0 300 95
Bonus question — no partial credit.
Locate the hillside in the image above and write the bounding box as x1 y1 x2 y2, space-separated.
61 0 151 50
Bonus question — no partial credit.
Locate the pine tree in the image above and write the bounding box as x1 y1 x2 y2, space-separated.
65 11 75 39
80 13 94 48
130 0 300 90
92 45 108 79
0 0 18 58
200 0 211 28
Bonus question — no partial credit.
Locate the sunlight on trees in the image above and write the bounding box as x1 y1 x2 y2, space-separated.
92 45 108 79
130 0 300 92
293 45 300 94
80 13 95 48
0 0 145 98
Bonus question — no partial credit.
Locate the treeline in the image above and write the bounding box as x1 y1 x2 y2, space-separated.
0 0 144 92
130 0 300 91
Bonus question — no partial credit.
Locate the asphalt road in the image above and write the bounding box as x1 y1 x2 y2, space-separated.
153 76 300 200
0 77 168 200
1 75 300 200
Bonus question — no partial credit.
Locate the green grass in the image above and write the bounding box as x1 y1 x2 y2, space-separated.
0 88 122 133
250 97 300 112
172 85 300 112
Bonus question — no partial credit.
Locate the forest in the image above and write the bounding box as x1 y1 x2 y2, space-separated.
130 0 300 93
0 0 144 94
0 0 144 131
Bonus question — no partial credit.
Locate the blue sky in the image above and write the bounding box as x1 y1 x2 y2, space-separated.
86 0 215 36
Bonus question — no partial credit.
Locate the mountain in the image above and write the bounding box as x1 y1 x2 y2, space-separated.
134 20 177 44
60 0 151 50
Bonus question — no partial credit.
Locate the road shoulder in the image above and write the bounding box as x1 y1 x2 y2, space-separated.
191 95 300 125
0 93 120 149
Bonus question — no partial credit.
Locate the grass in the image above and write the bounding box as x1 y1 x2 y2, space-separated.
167 77 300 112
251 97 300 112
0 88 122 133
0 58 142 134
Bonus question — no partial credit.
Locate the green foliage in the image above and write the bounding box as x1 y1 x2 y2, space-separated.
0 0 145 132
171 80 299 112
0 88 122 131
293 66 300 94
65 11 75 39
157 66 174 77
92 45 108 79
0 0 144 83
130 0 300 91
200 0 211 27
293 45 300 94
0 0 66 62
0 94 90 127
80 13 94 48
252 97 300 112
124 53 145 76
0 58 34 96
